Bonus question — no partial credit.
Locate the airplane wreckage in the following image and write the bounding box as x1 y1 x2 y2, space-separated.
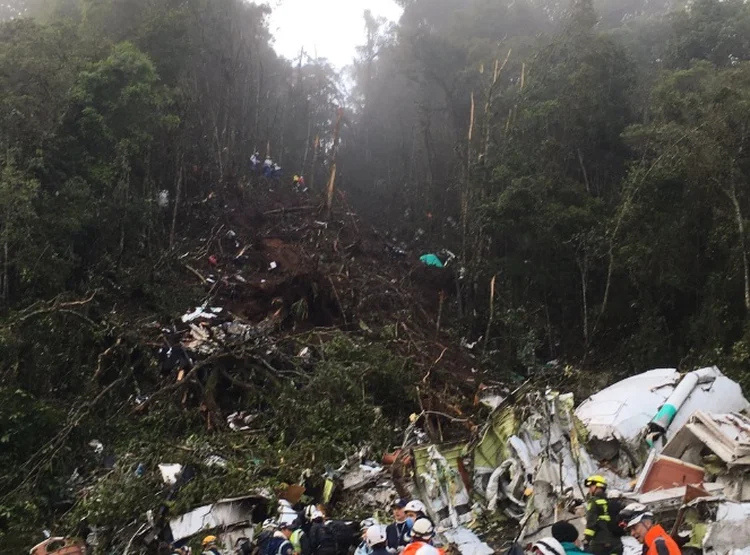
38 366 750 555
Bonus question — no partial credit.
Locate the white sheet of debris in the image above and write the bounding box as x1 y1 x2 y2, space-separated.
575 367 749 464
441 527 494 555
704 502 750 555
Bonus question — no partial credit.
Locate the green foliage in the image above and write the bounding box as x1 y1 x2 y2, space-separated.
271 334 417 467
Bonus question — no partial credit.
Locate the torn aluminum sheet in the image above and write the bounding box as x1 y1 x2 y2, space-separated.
475 384 506 410
158 463 183 485
575 367 749 468
168 493 268 543
181 304 223 323
627 483 724 513
277 499 298 525
227 411 259 432
474 387 630 532
341 464 384 491
415 444 472 529
356 479 400 508
699 501 750 555
662 411 750 466
658 411 750 501
441 527 494 555
88 440 104 454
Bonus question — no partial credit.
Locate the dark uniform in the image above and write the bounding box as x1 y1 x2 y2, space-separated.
584 492 622 555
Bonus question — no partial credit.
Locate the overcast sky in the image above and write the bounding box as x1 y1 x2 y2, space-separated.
267 0 403 69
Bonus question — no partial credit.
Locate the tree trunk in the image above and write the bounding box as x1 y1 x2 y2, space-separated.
170 156 184 250
326 109 344 218
577 250 589 346
309 135 319 191
726 176 750 312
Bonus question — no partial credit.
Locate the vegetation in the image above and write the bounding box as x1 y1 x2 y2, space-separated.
1 0 750 551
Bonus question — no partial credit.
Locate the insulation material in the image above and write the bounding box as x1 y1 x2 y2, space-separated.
703 502 750 555
441 527 494 555
168 494 267 543
416 444 472 529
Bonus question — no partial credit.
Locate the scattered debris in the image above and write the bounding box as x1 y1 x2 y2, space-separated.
88 439 104 454
157 190 169 209
180 305 223 323
158 463 183 485
168 493 269 550
420 253 444 268
227 411 259 432
575 367 749 472
441 528 494 555
29 537 86 555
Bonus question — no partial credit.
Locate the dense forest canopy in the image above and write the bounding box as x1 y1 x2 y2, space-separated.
3 0 750 551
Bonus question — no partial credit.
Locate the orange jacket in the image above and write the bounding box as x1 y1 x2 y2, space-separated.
644 524 681 555
402 541 446 555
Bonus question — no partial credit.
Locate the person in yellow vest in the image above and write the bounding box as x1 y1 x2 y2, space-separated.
290 523 311 555
583 476 621 555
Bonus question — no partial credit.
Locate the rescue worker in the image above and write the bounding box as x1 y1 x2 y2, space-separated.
251 152 260 172
531 538 566 555
403 500 427 524
386 499 411 552
403 501 430 544
551 521 590 555
290 521 311 555
256 519 278 555
266 523 295 555
355 519 377 555
366 526 391 555
235 537 252 555
202 536 222 555
402 518 443 555
308 509 338 555
263 156 273 177
623 504 681 555
272 163 282 178
583 475 621 555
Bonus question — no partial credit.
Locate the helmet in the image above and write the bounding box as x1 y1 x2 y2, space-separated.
584 475 607 488
304 505 317 521
360 518 376 532
365 526 387 547
619 503 653 528
532 538 565 555
404 500 426 514
294 175 300 181
262 518 277 529
202 535 218 547
411 517 434 540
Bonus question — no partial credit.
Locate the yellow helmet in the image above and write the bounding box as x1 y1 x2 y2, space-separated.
584 475 607 488
202 535 218 546
293 175 300 181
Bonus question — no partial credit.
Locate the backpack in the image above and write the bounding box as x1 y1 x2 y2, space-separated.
266 537 286 555
607 497 627 537
326 520 360 554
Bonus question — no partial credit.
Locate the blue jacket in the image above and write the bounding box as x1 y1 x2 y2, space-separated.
386 521 411 550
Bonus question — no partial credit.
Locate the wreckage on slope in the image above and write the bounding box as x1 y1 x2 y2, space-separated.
338 366 750 554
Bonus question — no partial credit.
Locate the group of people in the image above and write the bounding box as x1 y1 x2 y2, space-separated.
250 152 283 179
249 152 307 190
531 475 681 555
174 475 681 555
